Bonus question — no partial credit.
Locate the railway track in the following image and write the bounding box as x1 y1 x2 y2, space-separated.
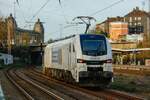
5 67 64 100
22 68 100 100
27 67 144 100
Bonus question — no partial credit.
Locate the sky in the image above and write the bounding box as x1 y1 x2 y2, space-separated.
0 0 149 41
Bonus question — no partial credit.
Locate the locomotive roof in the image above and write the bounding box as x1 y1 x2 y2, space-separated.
50 34 105 43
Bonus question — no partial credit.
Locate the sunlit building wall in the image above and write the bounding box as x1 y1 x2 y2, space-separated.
109 22 128 41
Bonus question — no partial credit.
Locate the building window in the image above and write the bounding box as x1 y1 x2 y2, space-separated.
129 17 132 22
134 23 137 25
138 22 141 25
30 40 33 44
135 17 137 20
19 37 22 44
11 40 14 45
23 40 26 44
138 17 141 20
124 18 126 22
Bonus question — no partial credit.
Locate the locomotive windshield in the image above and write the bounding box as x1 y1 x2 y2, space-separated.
80 34 107 56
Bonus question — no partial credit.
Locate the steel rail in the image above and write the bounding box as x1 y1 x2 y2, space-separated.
14 69 64 100
30 67 144 100
104 89 143 100
5 68 34 100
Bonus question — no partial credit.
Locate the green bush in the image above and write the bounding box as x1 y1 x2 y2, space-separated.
110 82 137 92
0 59 3 69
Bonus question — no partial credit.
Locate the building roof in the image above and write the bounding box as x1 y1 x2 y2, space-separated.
16 27 40 34
96 16 124 25
7 14 17 28
106 16 124 22
124 7 150 17
97 7 150 26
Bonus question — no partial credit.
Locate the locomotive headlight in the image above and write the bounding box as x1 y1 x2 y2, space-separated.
77 59 85 63
105 59 112 64
77 59 87 71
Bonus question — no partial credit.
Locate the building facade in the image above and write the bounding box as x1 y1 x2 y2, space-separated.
96 7 150 42
7 14 44 46
124 7 150 41
109 22 128 41
96 16 124 34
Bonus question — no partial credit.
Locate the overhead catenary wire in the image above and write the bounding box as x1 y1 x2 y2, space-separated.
50 24 78 34
60 8 69 24
15 0 28 23
59 0 61 5
58 0 69 24
50 0 125 39
14 0 31 28
16 0 19 5
90 0 124 16
23 0 51 28
30 0 51 21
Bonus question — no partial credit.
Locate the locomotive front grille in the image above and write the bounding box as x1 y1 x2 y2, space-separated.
86 61 105 65
87 67 103 71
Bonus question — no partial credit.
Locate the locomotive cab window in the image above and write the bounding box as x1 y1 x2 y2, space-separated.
80 35 107 56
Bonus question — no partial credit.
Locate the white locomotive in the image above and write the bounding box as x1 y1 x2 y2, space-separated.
44 34 113 87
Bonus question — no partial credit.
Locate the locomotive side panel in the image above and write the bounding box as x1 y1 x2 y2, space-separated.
44 37 77 82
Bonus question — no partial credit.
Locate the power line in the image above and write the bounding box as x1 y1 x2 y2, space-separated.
57 0 72 23
16 0 19 5
60 8 69 23
24 0 51 29
149 0 150 13
30 0 51 21
58 0 62 6
49 24 80 35
16 1 28 23
90 0 124 16
59 0 69 23
13 0 29 28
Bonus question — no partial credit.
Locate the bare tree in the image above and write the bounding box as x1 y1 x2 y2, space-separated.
0 17 7 49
